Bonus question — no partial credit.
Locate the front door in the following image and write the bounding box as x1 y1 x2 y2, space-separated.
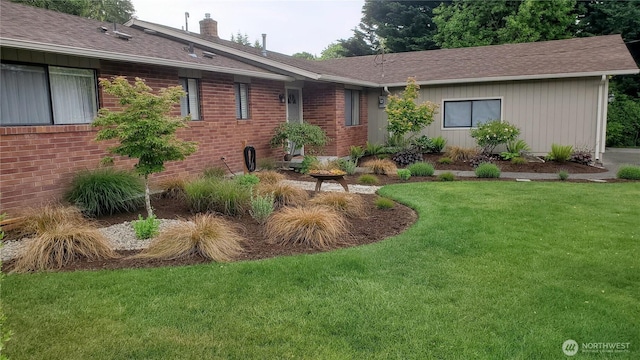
286 88 303 155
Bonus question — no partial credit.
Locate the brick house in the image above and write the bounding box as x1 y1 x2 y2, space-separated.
1 0 638 213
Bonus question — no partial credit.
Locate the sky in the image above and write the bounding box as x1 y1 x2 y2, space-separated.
131 0 365 56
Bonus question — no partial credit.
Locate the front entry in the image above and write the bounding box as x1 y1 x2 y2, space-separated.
286 88 303 155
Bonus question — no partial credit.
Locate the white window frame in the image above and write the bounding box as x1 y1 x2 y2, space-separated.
1 62 98 126
441 96 504 130
345 89 360 126
179 78 200 120
235 82 250 120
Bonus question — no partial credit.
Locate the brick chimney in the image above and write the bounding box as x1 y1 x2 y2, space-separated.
199 13 218 37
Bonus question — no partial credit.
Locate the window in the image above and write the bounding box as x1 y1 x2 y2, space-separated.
235 83 249 119
179 78 200 120
1 63 97 126
345 89 360 126
443 99 501 128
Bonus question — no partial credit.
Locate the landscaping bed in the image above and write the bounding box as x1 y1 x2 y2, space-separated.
1 192 416 272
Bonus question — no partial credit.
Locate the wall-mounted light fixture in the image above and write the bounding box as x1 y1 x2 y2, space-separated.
278 94 286 103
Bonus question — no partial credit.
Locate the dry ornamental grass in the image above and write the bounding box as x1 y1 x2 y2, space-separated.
265 206 349 249
255 170 285 185
136 214 245 262
257 183 309 208
309 192 367 218
12 223 118 273
15 204 87 238
362 158 397 175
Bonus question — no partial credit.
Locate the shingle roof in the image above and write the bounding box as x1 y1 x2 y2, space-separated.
0 0 278 78
319 35 639 85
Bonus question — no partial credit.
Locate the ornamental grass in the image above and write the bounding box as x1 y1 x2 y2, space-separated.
265 206 348 250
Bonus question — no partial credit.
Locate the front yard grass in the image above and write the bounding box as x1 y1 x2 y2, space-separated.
3 182 639 359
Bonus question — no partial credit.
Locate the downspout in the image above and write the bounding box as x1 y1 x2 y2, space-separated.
600 76 610 162
595 75 605 161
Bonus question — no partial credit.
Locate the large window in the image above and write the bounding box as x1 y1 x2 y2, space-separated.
1 63 97 126
345 89 360 126
179 78 200 120
443 99 501 128
235 83 250 120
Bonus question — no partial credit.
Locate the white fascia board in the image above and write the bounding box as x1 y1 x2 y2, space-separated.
381 69 640 88
127 19 322 80
0 38 294 81
317 74 379 87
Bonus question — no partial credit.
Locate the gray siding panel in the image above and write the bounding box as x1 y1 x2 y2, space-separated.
368 78 602 155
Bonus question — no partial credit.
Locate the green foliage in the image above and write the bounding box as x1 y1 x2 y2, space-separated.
386 78 438 138
234 174 260 187
250 193 275 224
501 139 531 160
65 168 144 217
340 159 358 175
546 144 573 162
269 122 329 156
93 76 198 217
258 158 277 171
365 141 386 157
299 155 319 174
470 120 520 154
606 93 640 147
397 169 412 181
99 156 114 167
132 214 160 240
349 145 365 163
407 162 435 177
292 52 317 60
0 214 12 359
430 136 447 153
410 135 433 153
438 157 453 165
357 174 379 185
558 170 569 181
184 178 251 216
203 166 227 179
438 172 455 181
374 197 395 209
617 165 640 180
475 163 501 178
319 42 346 60
511 157 527 165
433 0 575 48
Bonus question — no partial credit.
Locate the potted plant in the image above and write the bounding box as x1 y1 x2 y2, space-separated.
269 122 329 160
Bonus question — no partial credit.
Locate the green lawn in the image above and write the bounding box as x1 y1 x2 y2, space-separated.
3 182 639 359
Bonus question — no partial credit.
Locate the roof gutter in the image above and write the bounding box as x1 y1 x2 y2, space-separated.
126 19 322 80
382 69 640 88
317 74 379 88
0 38 294 81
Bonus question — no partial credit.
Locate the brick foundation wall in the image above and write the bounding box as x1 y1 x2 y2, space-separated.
303 83 368 157
0 60 286 214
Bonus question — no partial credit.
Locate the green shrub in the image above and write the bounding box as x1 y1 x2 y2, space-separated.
184 178 251 216
234 174 260 187
341 159 357 175
397 169 412 181
558 170 569 181
605 93 640 147
357 174 380 185
407 162 435 176
349 145 365 164
365 141 385 157
66 168 144 217
258 158 277 171
438 157 453 165
438 172 455 181
411 135 433 153
511 157 527 165
203 166 227 179
299 155 319 174
475 163 501 178
250 193 275 224
501 139 531 160
546 144 573 162
470 120 520 154
617 165 640 180
132 214 160 240
430 136 447 153
375 197 395 209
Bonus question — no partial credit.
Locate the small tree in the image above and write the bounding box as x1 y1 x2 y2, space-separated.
93 77 198 217
269 122 329 157
386 77 438 139
470 120 520 154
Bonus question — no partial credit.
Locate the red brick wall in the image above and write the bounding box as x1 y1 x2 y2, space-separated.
303 83 368 157
0 60 286 214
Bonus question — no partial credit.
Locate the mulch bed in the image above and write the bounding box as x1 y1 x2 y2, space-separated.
2 192 417 273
